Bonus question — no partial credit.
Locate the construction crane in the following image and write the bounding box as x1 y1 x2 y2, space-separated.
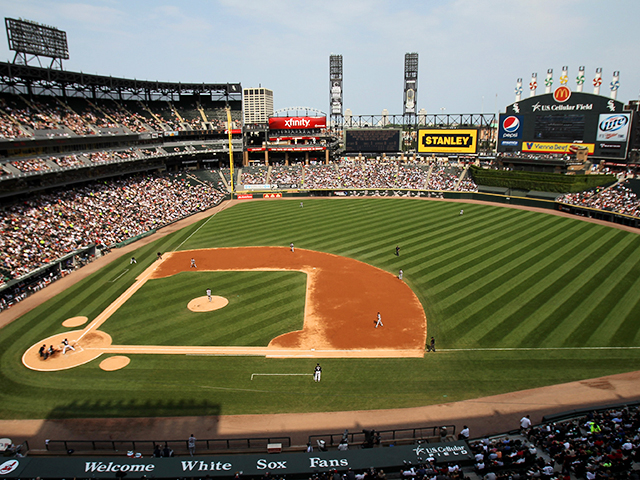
225 104 234 195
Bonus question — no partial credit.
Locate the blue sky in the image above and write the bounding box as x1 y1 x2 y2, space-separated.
0 0 637 116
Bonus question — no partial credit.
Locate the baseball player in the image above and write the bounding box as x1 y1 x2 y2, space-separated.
157 252 163 261
290 242 295 253
375 312 383 328
459 209 464 216
62 338 75 354
313 363 322 382
398 269 403 280
395 245 400 256
300 202 304 208
130 256 137 264
206 288 212 302
190 258 197 268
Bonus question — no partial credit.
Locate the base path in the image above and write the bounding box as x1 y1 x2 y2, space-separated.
22 247 426 371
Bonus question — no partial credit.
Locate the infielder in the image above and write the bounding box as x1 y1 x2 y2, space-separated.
398 269 403 280
290 242 295 253
313 363 322 382
375 312 383 328
190 258 197 268
206 288 212 302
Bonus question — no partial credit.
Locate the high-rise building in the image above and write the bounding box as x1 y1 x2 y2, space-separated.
243 87 274 124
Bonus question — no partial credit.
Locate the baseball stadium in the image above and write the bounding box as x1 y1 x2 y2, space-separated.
1 14 640 480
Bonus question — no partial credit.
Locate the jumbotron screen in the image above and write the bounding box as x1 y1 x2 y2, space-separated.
344 129 401 153
534 114 585 141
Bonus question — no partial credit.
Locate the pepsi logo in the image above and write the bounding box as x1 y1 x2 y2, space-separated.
503 116 520 133
0 460 19 474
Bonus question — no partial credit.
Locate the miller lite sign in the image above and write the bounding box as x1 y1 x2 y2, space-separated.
596 113 630 141
498 115 522 139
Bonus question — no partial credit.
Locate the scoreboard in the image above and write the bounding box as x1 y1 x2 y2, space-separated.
344 129 401 153
497 91 630 160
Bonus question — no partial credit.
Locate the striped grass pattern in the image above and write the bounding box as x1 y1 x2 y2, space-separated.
1 198 639 419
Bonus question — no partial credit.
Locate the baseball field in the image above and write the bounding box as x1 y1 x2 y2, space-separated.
2 197 640 420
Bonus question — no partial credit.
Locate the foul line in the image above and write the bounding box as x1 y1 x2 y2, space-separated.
440 346 640 352
174 202 231 252
108 269 129 283
251 373 313 380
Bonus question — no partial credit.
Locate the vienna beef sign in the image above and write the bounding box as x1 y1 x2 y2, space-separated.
269 116 327 130
3 442 472 478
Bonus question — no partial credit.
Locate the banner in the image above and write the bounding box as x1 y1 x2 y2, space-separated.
522 142 595 154
418 129 478 154
0 442 472 478
269 117 327 130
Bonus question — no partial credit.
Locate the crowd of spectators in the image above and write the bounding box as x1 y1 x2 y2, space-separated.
10 157 50 173
558 179 640 218
240 166 268 185
270 165 304 187
526 405 640 479
4 149 143 174
0 93 238 137
236 161 475 192
0 172 225 280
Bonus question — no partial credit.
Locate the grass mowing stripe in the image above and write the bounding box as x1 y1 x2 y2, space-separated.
429 216 574 309
425 214 567 301
589 252 640 345
434 220 593 330
528 235 640 347
447 225 608 346
493 229 630 348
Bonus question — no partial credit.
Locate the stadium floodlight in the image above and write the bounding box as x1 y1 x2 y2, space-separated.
403 53 418 116
5 17 69 69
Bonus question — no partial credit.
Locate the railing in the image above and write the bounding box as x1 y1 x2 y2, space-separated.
308 425 457 448
44 436 291 455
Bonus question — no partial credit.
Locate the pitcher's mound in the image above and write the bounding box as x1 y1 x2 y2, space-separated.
188 296 229 312
100 356 131 371
62 316 88 328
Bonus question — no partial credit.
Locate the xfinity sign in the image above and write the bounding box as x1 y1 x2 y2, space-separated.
268 116 327 130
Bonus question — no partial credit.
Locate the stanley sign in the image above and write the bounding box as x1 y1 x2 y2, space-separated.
418 129 478 154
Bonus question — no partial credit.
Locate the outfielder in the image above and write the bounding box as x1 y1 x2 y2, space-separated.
314 363 322 382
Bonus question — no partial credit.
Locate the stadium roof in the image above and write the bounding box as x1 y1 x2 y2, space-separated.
0 61 241 98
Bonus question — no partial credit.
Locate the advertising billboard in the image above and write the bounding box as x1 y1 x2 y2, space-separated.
522 142 594 155
498 115 523 139
498 92 630 160
417 129 478 154
596 113 630 142
268 117 327 130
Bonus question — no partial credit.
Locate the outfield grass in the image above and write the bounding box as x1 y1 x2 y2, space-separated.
1 198 640 419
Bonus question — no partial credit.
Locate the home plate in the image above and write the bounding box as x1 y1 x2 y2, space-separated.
188 296 229 312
